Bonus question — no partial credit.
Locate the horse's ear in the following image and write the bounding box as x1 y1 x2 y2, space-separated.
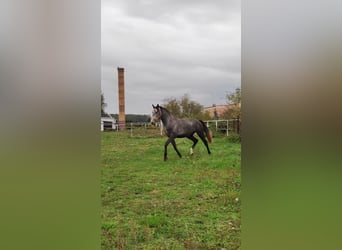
156 104 160 109
152 104 156 108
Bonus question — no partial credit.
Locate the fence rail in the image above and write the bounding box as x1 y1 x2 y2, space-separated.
205 119 241 136
102 119 241 137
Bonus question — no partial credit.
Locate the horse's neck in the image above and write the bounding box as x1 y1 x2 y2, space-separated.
160 111 175 128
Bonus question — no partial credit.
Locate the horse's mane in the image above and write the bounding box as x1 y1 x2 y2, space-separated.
159 106 179 120
159 106 171 115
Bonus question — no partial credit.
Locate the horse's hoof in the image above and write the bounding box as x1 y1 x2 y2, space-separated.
190 148 194 155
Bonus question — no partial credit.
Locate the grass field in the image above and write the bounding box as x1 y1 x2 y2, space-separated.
101 131 241 249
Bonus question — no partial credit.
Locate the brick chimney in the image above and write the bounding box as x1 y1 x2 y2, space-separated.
117 67 125 130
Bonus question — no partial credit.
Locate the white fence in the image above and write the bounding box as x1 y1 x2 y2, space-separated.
102 119 241 137
205 119 241 136
128 122 162 137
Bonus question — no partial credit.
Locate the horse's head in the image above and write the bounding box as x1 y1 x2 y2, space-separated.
151 104 162 125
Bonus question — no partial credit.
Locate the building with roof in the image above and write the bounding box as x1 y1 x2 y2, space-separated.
101 113 117 131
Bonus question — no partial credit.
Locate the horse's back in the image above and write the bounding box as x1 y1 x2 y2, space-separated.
168 118 202 137
178 118 201 129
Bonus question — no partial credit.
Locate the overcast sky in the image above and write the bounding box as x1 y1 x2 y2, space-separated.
101 0 240 115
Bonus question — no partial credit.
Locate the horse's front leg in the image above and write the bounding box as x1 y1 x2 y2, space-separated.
164 137 172 161
171 138 182 158
164 137 182 161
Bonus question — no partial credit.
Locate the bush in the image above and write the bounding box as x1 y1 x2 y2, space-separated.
227 133 241 143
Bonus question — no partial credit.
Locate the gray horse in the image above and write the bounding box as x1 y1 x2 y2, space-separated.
151 104 212 161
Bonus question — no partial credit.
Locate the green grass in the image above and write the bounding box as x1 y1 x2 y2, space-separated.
101 131 241 249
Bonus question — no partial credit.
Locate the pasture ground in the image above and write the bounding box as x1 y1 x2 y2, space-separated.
101 131 241 249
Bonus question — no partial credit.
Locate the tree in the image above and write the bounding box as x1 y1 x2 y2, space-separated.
199 110 212 121
163 94 211 120
222 88 241 119
101 93 107 116
179 94 203 118
227 87 241 105
163 97 181 117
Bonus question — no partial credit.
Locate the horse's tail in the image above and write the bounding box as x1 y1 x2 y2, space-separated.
199 120 213 144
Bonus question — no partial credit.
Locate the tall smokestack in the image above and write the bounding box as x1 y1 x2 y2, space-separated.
117 67 125 130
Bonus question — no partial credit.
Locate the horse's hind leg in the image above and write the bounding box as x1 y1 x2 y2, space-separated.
187 135 198 155
197 131 211 155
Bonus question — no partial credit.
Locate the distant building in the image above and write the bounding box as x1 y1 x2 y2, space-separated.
204 103 241 119
101 113 117 131
204 104 229 119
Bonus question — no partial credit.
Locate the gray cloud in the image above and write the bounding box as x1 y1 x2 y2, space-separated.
102 0 240 114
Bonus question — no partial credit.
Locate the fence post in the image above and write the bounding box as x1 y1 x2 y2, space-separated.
233 119 236 133
130 123 133 137
226 120 229 136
